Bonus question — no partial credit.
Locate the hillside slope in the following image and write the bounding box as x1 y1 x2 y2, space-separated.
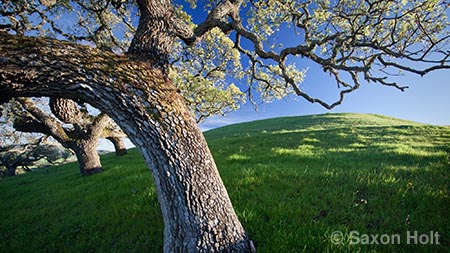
1 113 449 253
204 113 425 140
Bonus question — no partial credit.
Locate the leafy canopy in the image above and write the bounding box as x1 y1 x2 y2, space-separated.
1 0 449 112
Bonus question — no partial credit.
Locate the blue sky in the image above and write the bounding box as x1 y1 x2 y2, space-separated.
100 65 449 151
49 0 449 129
186 1 450 130
4 1 448 152
99 1 450 150
199 66 450 131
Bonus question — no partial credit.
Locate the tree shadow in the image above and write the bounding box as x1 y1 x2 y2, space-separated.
217 125 449 252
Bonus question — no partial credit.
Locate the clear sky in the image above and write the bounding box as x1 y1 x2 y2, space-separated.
200 62 450 131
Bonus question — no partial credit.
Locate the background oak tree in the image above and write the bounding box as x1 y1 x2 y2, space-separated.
13 97 128 175
0 102 72 176
1 96 128 176
0 0 449 252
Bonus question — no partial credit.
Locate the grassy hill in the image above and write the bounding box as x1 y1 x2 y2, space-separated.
1 113 449 252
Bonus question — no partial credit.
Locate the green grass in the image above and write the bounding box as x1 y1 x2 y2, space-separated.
1 113 449 252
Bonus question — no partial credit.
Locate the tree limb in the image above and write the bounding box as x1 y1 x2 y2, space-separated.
17 98 71 143
13 116 52 136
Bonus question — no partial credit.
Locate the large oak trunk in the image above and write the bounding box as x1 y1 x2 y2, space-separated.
14 98 107 176
70 139 103 176
107 136 128 156
0 33 253 252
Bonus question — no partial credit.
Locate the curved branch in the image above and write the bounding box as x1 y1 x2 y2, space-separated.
180 0 238 45
106 136 128 156
224 0 450 110
13 116 52 136
90 113 112 138
377 56 450 77
0 33 252 251
17 98 71 143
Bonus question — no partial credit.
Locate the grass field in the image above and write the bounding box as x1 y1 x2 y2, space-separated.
1 113 449 252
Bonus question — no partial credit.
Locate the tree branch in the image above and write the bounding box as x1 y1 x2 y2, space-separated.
0 33 175 139
377 56 450 77
180 0 243 45
90 113 112 138
17 98 71 143
13 116 52 136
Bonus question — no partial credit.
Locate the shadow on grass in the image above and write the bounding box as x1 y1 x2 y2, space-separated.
216 125 449 253
1 119 448 253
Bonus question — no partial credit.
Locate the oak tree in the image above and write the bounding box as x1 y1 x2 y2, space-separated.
12 97 128 175
0 104 71 177
1 0 449 252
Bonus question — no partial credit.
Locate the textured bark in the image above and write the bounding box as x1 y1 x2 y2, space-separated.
14 98 110 176
106 136 127 156
50 97 129 157
48 97 104 175
129 0 176 69
49 97 83 124
70 138 103 176
0 33 253 252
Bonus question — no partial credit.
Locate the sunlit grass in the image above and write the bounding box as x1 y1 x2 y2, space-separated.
1 113 449 252
227 154 251 161
273 144 322 158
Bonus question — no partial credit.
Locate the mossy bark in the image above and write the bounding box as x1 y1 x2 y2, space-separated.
0 33 253 252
